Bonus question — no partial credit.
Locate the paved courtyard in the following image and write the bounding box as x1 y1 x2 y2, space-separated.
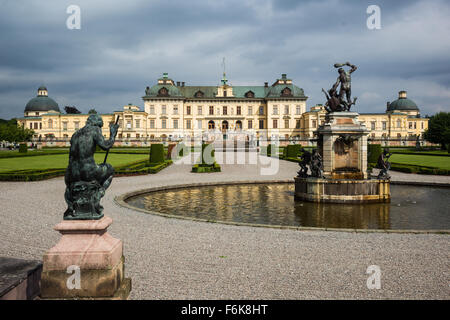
0 153 449 299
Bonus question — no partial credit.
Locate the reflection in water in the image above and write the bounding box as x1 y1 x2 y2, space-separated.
126 184 450 230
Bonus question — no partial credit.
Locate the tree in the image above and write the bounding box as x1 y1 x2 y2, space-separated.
0 119 34 143
423 112 450 151
64 106 81 114
88 109 97 114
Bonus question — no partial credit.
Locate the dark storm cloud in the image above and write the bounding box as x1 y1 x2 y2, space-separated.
0 0 449 118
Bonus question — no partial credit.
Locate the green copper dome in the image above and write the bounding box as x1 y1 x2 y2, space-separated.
25 87 60 113
387 91 419 111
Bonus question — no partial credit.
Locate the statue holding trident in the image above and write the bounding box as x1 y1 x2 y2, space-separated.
63 114 120 220
322 62 358 112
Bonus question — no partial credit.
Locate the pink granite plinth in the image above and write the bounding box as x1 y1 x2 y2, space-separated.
41 216 131 299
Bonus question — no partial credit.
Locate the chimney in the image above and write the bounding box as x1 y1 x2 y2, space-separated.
182 82 185 87
177 81 180 86
281 74 287 79
399 90 407 99
264 82 268 87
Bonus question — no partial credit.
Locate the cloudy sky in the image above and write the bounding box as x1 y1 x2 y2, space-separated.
0 0 449 119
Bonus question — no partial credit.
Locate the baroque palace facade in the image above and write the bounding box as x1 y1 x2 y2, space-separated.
17 73 429 146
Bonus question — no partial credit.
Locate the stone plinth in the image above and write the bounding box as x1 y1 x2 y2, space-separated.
294 177 390 203
317 112 369 179
40 216 131 299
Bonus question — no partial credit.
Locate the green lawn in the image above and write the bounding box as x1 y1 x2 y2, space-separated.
0 153 149 172
390 154 450 170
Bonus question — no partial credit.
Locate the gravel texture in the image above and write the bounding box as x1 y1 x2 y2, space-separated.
0 152 449 299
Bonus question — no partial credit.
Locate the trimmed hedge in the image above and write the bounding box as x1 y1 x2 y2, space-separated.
201 143 215 165
192 163 221 173
0 168 66 181
390 163 450 175
368 144 382 165
0 150 68 159
19 143 28 153
115 160 173 175
149 144 165 164
285 144 302 158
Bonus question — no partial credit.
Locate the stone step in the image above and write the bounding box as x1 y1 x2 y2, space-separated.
0 257 42 300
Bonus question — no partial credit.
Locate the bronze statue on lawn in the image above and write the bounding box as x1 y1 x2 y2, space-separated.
63 114 120 220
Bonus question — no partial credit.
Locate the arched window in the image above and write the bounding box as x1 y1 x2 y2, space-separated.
48 119 53 129
281 87 292 97
158 87 169 97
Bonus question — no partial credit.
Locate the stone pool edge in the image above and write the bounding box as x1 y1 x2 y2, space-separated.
114 179 450 235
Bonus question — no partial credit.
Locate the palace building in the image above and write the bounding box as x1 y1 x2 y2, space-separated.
17 74 429 146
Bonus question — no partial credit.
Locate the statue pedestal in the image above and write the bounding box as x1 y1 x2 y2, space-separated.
295 112 390 203
40 216 131 299
318 112 369 179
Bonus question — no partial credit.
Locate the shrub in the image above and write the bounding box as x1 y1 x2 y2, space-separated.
285 144 302 158
368 144 382 166
201 143 215 165
192 162 221 173
149 143 165 164
19 143 27 153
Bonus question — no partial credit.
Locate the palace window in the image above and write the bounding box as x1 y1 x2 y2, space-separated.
296 105 301 115
39 123 42 129
158 87 169 97
248 120 253 129
248 106 253 115
312 120 317 128
397 119 401 128
186 119 191 129
209 106 214 115
371 122 376 130
382 121 387 130
173 106 178 115
236 106 241 115
194 90 204 98
173 119 178 129
409 122 413 129
149 106 155 115
223 90 227 97
281 87 292 97
245 91 255 98
273 119 278 129
259 106 264 115
284 105 289 114
136 134 140 138
296 120 301 129
223 106 227 115
273 106 278 115
421 122 424 129
74 121 79 130
150 119 155 129
135 119 140 128
259 119 264 129
162 119 166 129
197 120 202 129
63 122 68 131
48 119 53 129
186 106 191 115
162 106 167 115
198 106 202 115
285 120 289 129
29 123 33 129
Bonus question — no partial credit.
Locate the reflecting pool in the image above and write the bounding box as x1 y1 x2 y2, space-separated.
125 183 450 230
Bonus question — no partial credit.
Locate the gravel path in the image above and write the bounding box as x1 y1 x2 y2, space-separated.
0 153 449 299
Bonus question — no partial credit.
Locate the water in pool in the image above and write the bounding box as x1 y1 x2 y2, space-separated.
125 183 450 230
